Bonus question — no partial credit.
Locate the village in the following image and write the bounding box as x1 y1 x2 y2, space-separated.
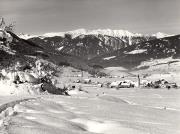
0 49 179 96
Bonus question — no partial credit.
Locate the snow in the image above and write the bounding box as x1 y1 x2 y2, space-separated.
0 63 180 134
87 29 143 37
19 33 39 39
0 45 16 55
18 29 144 39
105 67 127 71
134 57 180 85
103 67 128 77
152 32 172 39
0 80 42 96
0 29 6 38
57 46 64 51
126 49 147 54
35 50 44 53
24 55 36 59
42 32 64 37
41 29 142 38
18 29 173 40
0 87 179 134
0 81 16 96
71 118 141 134
0 29 13 43
103 56 116 60
67 89 85 95
110 81 122 87
66 28 87 38
137 57 180 68
24 116 37 120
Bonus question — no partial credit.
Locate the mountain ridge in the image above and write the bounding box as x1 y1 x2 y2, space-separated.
19 29 172 39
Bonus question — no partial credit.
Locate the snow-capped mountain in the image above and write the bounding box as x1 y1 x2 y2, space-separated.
21 29 152 59
28 33 153 59
19 29 172 41
19 29 173 39
19 29 175 60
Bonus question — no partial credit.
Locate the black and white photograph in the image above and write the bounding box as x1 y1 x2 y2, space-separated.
0 0 180 133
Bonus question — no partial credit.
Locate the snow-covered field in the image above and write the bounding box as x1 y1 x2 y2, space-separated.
0 84 180 134
134 57 180 85
0 63 179 134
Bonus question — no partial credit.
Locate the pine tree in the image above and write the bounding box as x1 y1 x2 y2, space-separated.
0 17 15 32
0 18 6 30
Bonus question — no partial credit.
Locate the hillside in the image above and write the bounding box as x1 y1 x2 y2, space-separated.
0 31 91 72
89 34 180 69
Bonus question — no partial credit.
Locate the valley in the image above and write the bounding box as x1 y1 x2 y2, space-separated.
0 26 180 134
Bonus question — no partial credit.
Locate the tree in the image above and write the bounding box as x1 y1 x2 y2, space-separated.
0 18 6 30
0 17 15 32
64 34 72 40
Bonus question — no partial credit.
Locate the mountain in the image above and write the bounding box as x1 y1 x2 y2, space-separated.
89 34 180 69
18 29 176 66
24 29 158 59
0 31 91 72
28 34 151 59
19 29 139 39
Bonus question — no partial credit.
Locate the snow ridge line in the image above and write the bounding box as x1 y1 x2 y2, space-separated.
0 97 39 113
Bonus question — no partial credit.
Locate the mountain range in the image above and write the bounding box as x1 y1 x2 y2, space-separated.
89 34 180 69
2 29 178 74
22 29 173 60
19 29 171 39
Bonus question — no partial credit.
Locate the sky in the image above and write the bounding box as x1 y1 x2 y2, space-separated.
0 0 180 35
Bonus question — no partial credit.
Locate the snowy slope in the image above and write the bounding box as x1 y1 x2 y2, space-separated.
1 88 180 134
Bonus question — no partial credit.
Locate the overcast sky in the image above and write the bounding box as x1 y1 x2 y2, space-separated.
1 0 180 35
